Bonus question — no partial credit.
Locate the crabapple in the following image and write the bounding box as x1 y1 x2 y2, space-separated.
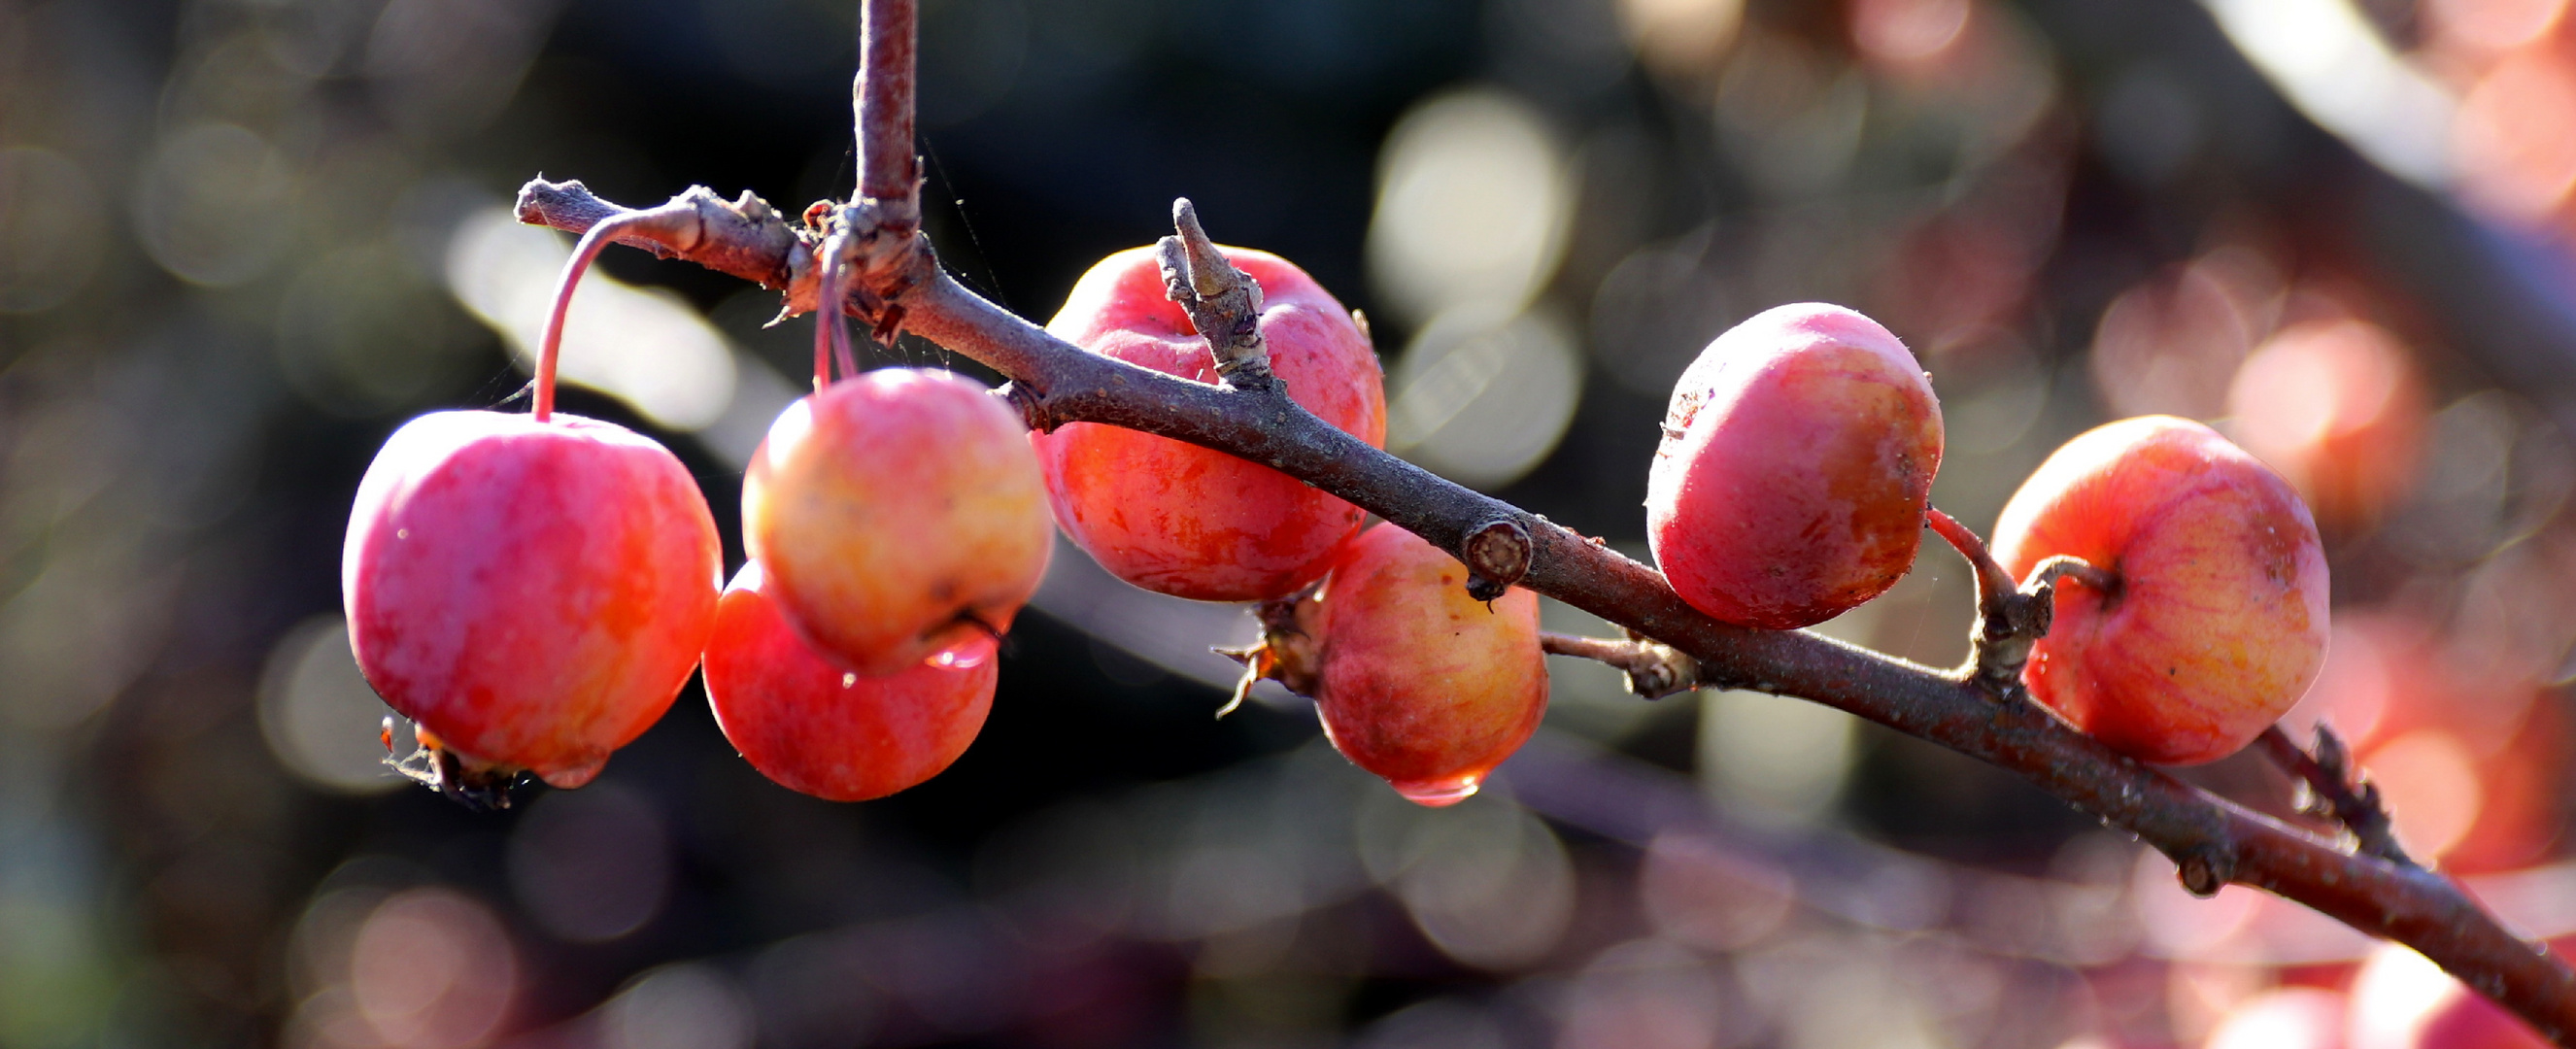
743 367 1051 676
344 410 721 790
1034 246 1385 601
1645 302 1944 629
1992 416 2329 765
1312 524 1546 806
2226 318 2426 532
702 561 996 801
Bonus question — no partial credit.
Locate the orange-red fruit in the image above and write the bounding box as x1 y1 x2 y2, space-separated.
703 561 997 801
1034 246 1385 601
1646 302 1944 628
1992 416 2330 765
344 411 721 789
1313 524 1547 806
743 368 1051 676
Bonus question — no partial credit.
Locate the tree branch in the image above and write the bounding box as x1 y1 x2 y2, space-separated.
501 13 2576 1037
2260 723 2416 867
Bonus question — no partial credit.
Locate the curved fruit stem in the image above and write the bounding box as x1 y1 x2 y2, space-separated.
1538 631 1706 699
813 210 860 389
535 212 639 422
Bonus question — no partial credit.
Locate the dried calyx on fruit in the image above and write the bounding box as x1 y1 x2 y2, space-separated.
1990 415 2330 765
1033 203 1385 603
1646 302 1944 629
345 209 723 805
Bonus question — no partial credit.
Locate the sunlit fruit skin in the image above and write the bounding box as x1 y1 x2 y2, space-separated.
703 561 997 801
1992 416 2330 766
743 367 1051 676
1645 302 1944 629
343 410 720 789
1034 246 1386 602
1313 524 1546 806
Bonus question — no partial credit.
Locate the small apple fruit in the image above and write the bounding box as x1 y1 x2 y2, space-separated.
344 410 721 790
703 561 997 801
743 367 1051 676
1034 245 1385 601
1991 415 2329 765
1313 524 1547 805
1646 302 1944 628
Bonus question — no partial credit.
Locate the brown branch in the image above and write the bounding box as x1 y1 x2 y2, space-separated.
505 21 2576 1036
855 0 919 218
514 179 2576 1047
1540 631 1704 700
2259 723 2416 867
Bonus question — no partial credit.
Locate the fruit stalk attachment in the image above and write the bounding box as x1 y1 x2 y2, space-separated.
1157 198 1277 391
533 195 723 421
2257 723 2417 867
1924 505 2116 699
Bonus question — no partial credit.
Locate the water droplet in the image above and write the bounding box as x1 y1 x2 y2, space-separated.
1392 776 1481 807
840 672 857 689
396 528 410 539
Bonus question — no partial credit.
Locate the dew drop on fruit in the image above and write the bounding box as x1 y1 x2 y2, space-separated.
539 758 607 791
841 672 857 689
1394 776 1483 807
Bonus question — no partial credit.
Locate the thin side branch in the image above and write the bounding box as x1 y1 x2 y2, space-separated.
1155 198 1275 390
1540 631 1705 699
2259 724 2416 866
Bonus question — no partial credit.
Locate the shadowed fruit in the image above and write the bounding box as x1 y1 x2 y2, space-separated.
704 561 997 801
1992 416 2329 765
344 410 721 789
1313 524 1546 805
1646 302 1944 629
1034 245 1385 601
744 367 1051 676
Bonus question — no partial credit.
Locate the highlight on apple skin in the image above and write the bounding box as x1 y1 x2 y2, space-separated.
743 367 1052 677
344 409 722 790
1034 245 1386 602
703 561 998 802
1646 302 1944 629
1311 524 1548 806
1991 415 2330 766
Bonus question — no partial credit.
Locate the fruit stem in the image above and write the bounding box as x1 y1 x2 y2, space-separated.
1212 587 1321 717
533 200 705 422
2256 724 2417 866
813 213 861 389
536 213 639 422
1157 198 1277 391
1926 506 2122 699
1539 631 1705 699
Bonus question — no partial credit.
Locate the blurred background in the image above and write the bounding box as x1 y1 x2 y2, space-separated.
5 0 2576 1046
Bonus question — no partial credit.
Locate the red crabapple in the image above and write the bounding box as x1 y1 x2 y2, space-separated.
743 367 1051 676
1991 416 2329 765
1034 246 1385 602
703 561 996 801
344 410 720 790
1313 524 1547 806
1646 302 1944 629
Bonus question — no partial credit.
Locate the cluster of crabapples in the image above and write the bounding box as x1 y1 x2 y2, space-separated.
342 223 2328 810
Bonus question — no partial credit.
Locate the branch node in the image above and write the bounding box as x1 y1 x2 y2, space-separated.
2258 724 2417 866
2176 847 2235 897
1926 507 2119 701
1156 198 1276 392
1463 518 1533 600
997 382 1056 433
